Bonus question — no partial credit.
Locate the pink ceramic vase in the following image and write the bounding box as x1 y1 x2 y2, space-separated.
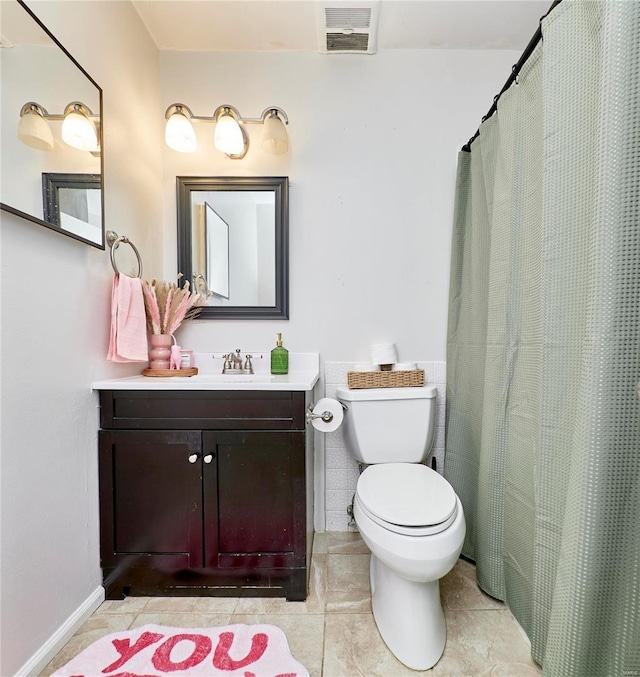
149 334 172 369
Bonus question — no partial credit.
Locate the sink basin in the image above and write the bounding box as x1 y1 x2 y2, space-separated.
190 373 275 384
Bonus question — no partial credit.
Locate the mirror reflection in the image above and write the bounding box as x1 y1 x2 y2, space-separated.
201 202 230 300
42 173 101 241
177 177 289 319
0 0 104 248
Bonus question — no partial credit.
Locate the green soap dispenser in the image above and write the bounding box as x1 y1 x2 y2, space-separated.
271 332 289 375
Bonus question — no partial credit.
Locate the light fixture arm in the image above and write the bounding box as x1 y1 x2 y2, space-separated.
259 107 289 125
212 104 242 122
221 106 289 126
19 102 50 118
63 101 96 118
164 103 289 126
168 104 243 123
165 103 195 120
19 100 98 121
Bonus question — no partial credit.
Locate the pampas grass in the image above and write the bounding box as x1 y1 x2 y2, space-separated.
142 277 207 335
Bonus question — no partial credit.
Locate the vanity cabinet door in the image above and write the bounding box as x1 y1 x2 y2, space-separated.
202 431 306 570
99 430 203 571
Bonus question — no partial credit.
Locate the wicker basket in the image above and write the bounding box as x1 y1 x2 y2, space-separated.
347 369 425 389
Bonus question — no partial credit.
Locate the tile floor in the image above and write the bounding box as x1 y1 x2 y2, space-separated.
41 532 542 676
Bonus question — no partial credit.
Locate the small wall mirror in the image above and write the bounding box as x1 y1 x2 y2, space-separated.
0 0 104 249
177 177 289 319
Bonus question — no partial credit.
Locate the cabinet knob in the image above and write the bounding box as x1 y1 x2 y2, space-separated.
188 453 199 464
204 454 214 464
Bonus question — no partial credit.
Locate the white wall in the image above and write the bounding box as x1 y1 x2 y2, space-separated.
162 49 519 364
0 2 162 674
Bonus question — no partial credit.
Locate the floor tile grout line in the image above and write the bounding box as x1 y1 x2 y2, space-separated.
127 611 139 630
320 613 327 677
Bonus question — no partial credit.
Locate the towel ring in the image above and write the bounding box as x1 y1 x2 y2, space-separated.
106 230 143 278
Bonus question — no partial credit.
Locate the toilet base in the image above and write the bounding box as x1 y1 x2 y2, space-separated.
370 554 446 671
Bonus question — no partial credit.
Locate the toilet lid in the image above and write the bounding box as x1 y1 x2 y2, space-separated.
357 463 457 528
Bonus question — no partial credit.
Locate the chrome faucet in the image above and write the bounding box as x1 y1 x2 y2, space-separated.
221 349 254 374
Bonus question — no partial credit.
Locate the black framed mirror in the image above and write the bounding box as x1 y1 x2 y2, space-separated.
177 176 289 320
42 173 101 241
0 0 104 249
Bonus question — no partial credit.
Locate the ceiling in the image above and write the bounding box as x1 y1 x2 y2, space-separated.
131 1 552 53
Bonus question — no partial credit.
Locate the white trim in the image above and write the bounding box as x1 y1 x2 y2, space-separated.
15 586 105 677
314 427 326 531
314 375 326 531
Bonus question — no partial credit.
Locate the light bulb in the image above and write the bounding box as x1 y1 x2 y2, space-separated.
17 107 54 150
214 113 245 156
261 112 288 155
165 110 196 152
61 106 99 151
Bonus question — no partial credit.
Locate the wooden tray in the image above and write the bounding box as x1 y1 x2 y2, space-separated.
142 367 199 378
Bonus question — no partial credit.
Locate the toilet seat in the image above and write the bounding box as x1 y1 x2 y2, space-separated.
356 463 458 537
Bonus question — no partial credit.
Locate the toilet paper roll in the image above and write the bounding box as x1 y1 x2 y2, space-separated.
352 363 380 372
370 343 398 365
393 361 417 371
310 397 344 433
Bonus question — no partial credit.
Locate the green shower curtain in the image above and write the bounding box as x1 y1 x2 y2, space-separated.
445 2 640 676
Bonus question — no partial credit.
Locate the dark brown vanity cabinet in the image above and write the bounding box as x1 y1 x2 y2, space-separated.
98 390 312 601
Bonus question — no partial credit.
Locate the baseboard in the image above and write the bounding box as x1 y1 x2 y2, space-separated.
16 585 105 676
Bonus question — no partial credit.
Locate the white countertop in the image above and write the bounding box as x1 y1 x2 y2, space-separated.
92 352 320 392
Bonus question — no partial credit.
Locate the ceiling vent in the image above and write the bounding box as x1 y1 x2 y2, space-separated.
317 2 380 55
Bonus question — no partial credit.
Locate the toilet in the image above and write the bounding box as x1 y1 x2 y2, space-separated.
335 385 465 671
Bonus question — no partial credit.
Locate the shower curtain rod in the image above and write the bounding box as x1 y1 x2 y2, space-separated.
461 0 562 152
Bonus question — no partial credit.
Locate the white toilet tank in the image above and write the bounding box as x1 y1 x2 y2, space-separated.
335 385 437 464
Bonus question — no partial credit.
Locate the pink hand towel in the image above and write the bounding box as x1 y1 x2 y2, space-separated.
107 274 148 362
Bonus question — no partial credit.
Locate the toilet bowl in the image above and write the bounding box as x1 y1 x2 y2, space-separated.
354 463 465 670
334 386 465 671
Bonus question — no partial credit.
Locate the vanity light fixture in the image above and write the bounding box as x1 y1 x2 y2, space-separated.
17 100 100 152
164 103 289 159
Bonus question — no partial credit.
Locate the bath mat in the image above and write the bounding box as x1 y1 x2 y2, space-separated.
51 623 310 677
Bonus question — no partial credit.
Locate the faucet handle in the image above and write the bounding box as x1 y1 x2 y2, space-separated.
244 354 254 373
